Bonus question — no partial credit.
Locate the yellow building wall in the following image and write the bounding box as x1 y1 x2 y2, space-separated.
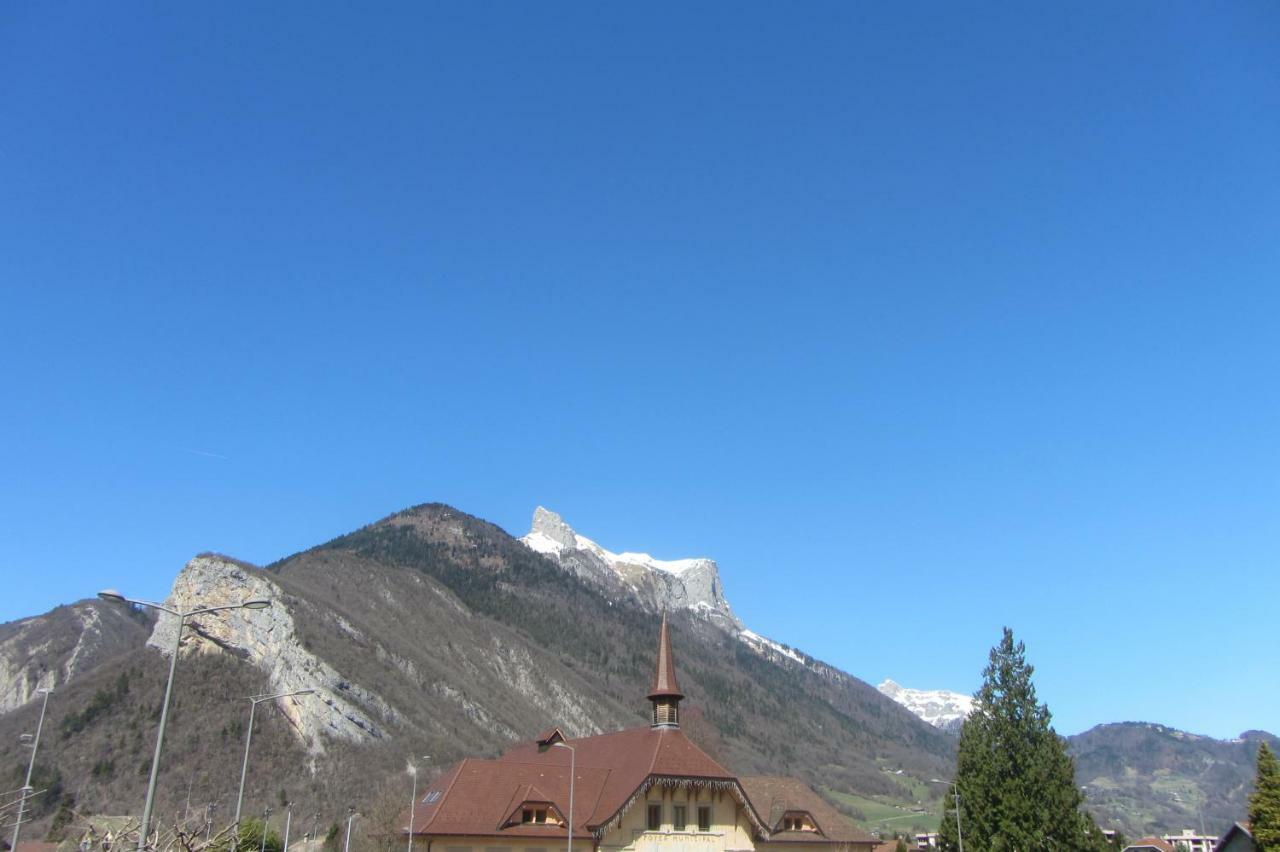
435 835 567 852
599 786 756 852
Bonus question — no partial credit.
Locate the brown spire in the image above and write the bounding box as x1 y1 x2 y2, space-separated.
648 612 683 727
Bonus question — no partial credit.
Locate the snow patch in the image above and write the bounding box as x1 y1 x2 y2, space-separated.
737 628 806 664
877 679 974 730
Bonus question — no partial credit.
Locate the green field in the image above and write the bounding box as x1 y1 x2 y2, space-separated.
822 787 942 836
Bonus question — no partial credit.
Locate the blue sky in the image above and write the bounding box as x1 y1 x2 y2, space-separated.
2 3 1277 739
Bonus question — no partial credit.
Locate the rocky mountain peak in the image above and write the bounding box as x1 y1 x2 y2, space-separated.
877 678 974 733
529 506 578 549
520 507 741 629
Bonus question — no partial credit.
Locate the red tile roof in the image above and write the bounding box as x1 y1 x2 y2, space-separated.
407 724 762 839
737 776 876 845
1125 840 1177 852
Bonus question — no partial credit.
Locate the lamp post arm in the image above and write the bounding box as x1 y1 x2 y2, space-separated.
188 603 261 618
120 597 181 617
251 689 312 704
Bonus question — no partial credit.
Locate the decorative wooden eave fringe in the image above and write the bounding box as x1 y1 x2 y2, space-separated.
592 775 770 839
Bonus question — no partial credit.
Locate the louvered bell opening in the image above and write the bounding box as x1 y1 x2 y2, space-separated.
652 698 680 727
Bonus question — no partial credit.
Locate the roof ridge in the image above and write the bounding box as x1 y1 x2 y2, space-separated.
580 767 611 828
422 758 470 832
646 729 663 776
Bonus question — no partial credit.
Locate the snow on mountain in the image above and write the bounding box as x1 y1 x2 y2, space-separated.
877 678 974 732
522 515 707 576
521 507 741 628
522 509 951 714
737 628 807 664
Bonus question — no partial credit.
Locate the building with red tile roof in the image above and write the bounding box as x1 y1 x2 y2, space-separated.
403 613 876 852
1123 839 1177 852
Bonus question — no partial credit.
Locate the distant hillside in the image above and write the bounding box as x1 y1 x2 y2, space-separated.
1068 722 1278 837
0 599 153 712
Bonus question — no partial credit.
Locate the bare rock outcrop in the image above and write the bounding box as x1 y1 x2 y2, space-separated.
0 600 150 715
146 555 392 754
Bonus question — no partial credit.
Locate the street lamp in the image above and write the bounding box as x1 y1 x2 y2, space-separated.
205 803 217 846
98 589 271 851
551 742 575 852
929 779 964 852
234 689 316 849
343 807 357 852
9 688 51 852
283 802 293 852
407 756 430 852
260 807 273 852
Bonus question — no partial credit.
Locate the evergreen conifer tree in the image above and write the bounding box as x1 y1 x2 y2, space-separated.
1250 741 1280 850
938 627 1099 851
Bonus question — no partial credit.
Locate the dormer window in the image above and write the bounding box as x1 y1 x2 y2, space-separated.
506 801 564 828
780 812 817 833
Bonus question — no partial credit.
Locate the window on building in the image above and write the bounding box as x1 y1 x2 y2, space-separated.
521 808 549 824
782 813 814 832
648 804 662 831
697 806 711 832
673 805 687 831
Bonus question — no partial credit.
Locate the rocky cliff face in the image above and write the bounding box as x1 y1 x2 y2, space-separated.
145 555 392 753
520 507 742 629
0 599 151 714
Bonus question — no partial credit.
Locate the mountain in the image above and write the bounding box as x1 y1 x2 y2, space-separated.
520 508 847 673
0 502 955 845
1067 723 1279 838
875 680 973 734
521 507 741 628
873 675 1277 838
0 599 153 713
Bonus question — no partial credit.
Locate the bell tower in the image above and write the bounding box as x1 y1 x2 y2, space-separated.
648 612 684 728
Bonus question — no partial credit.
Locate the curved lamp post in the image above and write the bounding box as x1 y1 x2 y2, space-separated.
9 687 51 852
407 756 430 852
343 807 357 852
233 689 315 851
551 742 575 852
98 589 270 851
929 778 964 852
